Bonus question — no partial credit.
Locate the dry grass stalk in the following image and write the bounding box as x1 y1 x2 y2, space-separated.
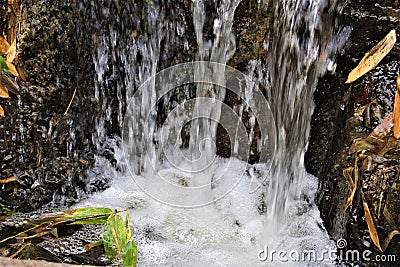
346 30 396 83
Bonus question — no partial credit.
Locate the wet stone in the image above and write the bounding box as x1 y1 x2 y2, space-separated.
306 0 400 261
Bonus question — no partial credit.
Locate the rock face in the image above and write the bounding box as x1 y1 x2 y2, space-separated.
0 0 268 211
306 0 400 260
0 0 108 212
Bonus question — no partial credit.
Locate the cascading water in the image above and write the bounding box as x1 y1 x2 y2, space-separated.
187 0 240 201
74 0 350 265
264 0 344 232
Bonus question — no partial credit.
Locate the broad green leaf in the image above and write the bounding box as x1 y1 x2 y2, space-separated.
0 202 13 216
57 207 113 225
68 215 110 225
0 56 8 75
125 212 132 239
103 214 119 260
116 214 127 248
103 212 137 267
123 240 138 267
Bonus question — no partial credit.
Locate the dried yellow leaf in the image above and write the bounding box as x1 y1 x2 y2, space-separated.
15 58 29 81
0 83 10 98
363 201 383 252
0 105 3 117
6 61 18 77
7 27 16 47
9 242 31 259
344 158 359 212
0 176 23 184
6 40 16 63
382 230 400 252
343 167 354 189
79 158 89 165
346 30 396 83
64 86 77 115
0 73 19 94
0 36 10 55
8 0 21 14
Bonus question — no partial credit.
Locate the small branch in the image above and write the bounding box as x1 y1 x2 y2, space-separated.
0 222 46 244
64 86 77 116
10 242 31 259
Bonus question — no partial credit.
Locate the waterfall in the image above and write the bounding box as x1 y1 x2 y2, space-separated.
78 0 350 265
263 0 342 231
83 0 190 170
121 0 245 207
188 0 240 201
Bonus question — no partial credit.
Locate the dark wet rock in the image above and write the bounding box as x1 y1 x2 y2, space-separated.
230 1 269 71
38 224 108 265
0 0 106 211
216 0 270 163
0 0 7 35
306 0 400 262
0 0 197 211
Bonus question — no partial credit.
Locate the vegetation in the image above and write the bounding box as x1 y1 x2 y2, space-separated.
0 207 138 267
0 0 23 117
343 29 399 253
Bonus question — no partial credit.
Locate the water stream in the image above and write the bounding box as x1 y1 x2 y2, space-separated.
264 0 343 232
76 0 349 265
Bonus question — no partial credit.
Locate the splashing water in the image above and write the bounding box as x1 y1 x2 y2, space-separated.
264 0 344 233
74 0 350 265
187 0 240 202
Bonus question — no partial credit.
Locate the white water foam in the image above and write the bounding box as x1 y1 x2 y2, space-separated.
76 153 335 266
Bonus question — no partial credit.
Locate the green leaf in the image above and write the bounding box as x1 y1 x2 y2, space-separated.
103 215 119 260
123 240 138 267
68 215 110 225
125 212 132 240
0 56 8 75
0 202 13 216
57 207 113 225
103 212 137 267
84 239 104 251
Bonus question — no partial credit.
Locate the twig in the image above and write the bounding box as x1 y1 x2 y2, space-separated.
10 242 31 259
0 222 46 244
64 86 77 116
